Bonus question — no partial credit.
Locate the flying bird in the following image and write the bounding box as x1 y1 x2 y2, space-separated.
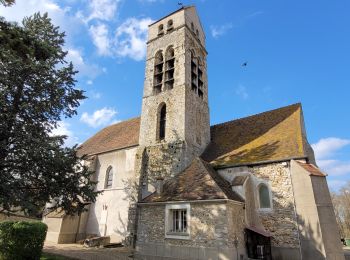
178 2 183 7
242 62 248 67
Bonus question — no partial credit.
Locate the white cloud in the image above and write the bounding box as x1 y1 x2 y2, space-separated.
89 23 111 56
312 137 350 160
89 90 102 99
87 0 120 22
113 17 154 61
66 48 102 79
0 0 83 39
0 1 104 80
86 80 93 85
51 121 79 147
0 0 63 23
235 84 249 100
80 107 117 128
210 23 233 39
312 137 350 178
246 11 264 19
318 160 350 177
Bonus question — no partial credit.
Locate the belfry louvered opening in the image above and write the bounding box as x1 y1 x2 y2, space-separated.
165 47 175 90
190 51 204 98
153 51 164 94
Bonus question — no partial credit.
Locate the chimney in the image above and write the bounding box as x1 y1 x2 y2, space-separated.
156 176 164 195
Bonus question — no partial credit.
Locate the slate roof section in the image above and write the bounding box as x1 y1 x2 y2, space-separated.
202 103 307 167
77 117 140 156
296 161 327 177
140 158 244 203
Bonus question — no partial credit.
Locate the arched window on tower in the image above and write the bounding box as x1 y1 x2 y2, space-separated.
153 51 164 94
158 104 166 141
167 20 174 32
258 183 271 209
158 24 164 36
197 57 203 98
190 50 204 99
165 47 175 90
105 166 113 189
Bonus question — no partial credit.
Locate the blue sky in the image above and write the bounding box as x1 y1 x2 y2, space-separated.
1 0 349 191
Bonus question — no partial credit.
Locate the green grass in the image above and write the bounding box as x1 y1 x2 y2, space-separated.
40 252 77 260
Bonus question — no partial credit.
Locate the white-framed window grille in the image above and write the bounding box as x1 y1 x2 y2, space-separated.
165 203 190 239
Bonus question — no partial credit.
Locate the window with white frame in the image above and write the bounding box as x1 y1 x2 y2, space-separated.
258 183 272 209
165 204 190 239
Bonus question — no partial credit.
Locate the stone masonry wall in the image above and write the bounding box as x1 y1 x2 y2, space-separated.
137 201 245 248
249 162 300 248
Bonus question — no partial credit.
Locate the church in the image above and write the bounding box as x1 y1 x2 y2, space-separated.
43 6 344 260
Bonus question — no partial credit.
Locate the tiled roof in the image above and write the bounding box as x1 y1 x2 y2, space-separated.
77 104 311 168
202 103 307 167
296 161 327 177
141 158 244 203
77 117 140 156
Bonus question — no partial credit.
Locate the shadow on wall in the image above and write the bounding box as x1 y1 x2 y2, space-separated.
136 202 246 260
268 190 335 260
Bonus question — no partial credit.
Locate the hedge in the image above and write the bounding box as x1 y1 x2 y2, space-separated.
0 221 48 260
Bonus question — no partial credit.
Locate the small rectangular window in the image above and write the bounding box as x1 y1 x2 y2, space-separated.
165 204 190 239
170 209 187 233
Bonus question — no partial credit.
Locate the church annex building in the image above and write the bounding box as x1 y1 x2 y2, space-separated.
43 6 344 260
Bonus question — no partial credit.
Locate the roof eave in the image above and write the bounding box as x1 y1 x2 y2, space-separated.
212 156 308 169
138 198 244 206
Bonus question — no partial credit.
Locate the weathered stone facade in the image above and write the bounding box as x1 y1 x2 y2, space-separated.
218 162 300 249
136 201 246 259
249 163 299 248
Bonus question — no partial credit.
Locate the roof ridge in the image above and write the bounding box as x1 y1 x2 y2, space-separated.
211 103 301 128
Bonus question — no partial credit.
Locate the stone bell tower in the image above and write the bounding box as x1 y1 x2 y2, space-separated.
136 6 210 193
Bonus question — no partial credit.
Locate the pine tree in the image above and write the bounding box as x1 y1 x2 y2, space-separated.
0 13 99 216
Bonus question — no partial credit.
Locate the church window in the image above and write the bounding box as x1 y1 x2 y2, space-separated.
190 51 204 98
105 166 113 189
158 103 166 140
258 183 271 209
197 58 204 98
191 22 194 31
158 24 164 36
191 51 198 93
165 204 190 239
165 47 175 90
167 20 174 31
153 51 164 94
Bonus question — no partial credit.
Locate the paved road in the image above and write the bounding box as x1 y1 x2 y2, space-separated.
44 242 134 260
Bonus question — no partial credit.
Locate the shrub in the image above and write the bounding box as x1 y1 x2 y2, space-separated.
0 221 48 260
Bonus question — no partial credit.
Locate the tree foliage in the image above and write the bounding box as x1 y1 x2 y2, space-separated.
0 13 99 216
0 0 15 7
332 184 350 238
